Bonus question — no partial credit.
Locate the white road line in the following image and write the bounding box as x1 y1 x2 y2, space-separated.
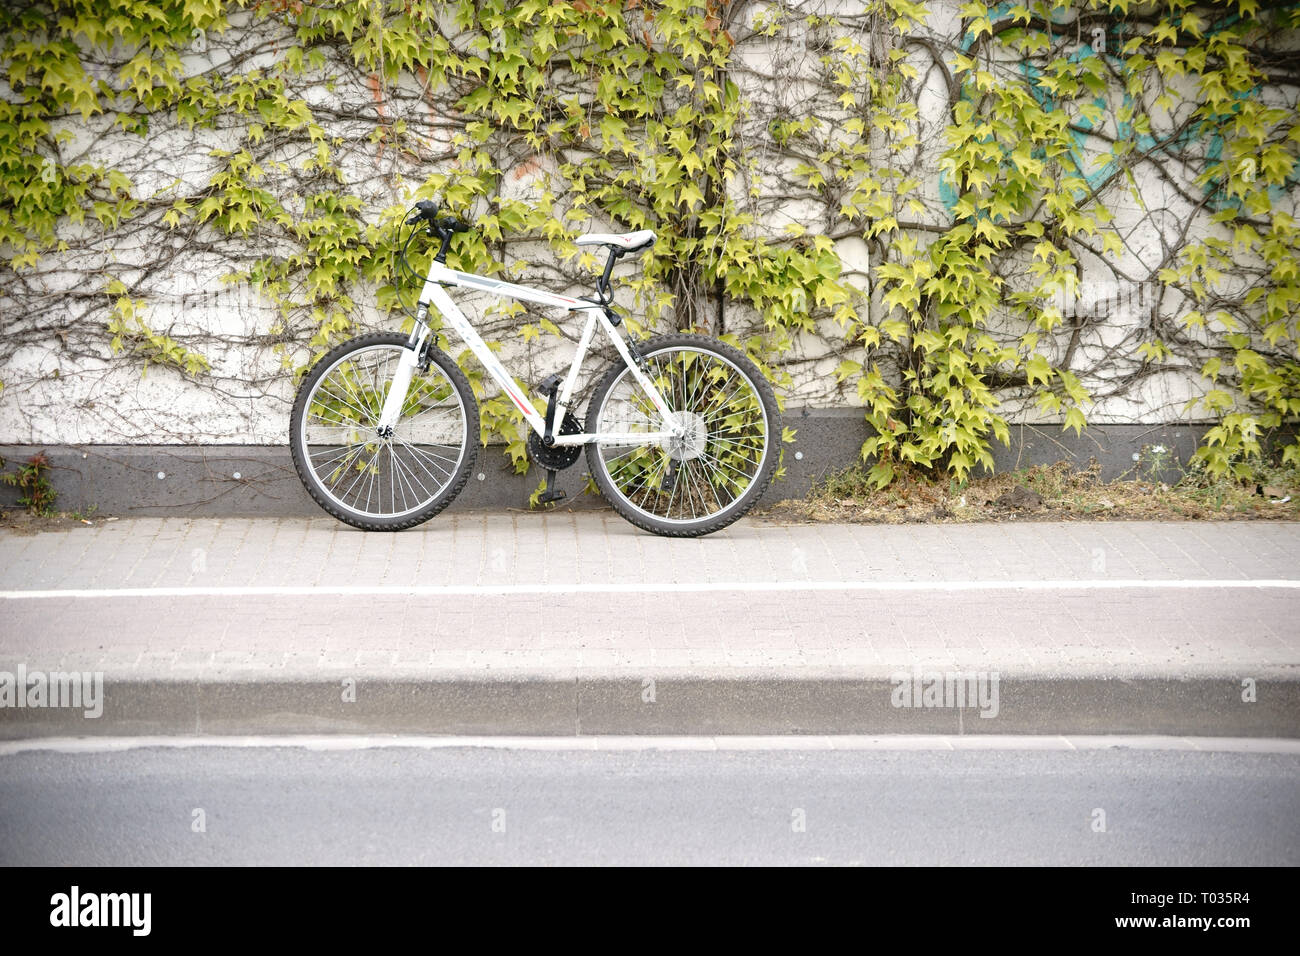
1 734 1297 756
2 579 1299 600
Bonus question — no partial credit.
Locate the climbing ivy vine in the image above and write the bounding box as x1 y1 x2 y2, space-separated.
1 0 1296 482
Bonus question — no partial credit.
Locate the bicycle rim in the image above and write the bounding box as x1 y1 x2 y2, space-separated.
298 343 469 519
590 346 771 526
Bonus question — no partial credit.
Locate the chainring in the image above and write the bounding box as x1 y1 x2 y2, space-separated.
527 411 584 470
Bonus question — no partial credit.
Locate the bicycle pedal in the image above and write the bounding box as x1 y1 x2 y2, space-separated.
539 468 566 505
536 372 564 397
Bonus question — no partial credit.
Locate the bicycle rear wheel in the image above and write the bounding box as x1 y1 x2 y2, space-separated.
290 332 478 531
585 333 780 537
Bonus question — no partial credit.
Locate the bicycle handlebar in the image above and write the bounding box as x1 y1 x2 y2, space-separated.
405 201 471 237
404 200 438 225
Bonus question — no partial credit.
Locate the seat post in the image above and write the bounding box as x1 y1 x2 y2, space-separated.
597 247 620 302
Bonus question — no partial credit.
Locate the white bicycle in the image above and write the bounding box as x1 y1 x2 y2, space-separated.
290 201 780 537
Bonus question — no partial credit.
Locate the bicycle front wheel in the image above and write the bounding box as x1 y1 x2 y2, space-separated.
585 333 780 537
290 332 478 531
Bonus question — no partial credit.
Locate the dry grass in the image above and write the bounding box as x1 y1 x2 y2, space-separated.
0 510 115 535
757 457 1300 525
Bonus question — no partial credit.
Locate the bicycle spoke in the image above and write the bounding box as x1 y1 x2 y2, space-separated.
335 368 377 422
689 363 731 414
394 436 462 468
336 445 378 503
696 454 727 514
701 442 762 471
309 441 370 472
315 383 374 424
700 379 752 421
389 445 411 513
323 445 370 492
393 435 455 484
696 448 755 493
391 442 436 501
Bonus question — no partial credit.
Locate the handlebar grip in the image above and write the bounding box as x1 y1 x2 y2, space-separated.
402 203 472 236
405 200 441 225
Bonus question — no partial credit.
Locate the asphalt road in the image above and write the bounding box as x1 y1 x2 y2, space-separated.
2 742 1296 865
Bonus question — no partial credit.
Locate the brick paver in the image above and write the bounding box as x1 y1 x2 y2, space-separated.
0 515 1297 681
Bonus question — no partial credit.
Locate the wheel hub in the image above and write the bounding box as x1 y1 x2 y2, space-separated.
662 410 707 461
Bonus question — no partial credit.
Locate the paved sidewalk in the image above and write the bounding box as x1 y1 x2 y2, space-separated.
1 514 1297 736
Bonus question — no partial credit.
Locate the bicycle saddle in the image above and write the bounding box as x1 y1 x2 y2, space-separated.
575 230 656 253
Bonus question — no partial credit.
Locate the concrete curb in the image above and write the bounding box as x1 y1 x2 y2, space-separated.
1 674 1293 739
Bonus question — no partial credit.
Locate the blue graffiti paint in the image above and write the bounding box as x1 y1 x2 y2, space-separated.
939 10 1286 218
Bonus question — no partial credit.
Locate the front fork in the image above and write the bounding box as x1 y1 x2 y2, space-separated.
376 312 432 435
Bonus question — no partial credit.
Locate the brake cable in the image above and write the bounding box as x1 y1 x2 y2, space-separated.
390 207 429 327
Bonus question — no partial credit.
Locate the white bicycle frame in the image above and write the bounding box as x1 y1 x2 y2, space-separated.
376 258 678 447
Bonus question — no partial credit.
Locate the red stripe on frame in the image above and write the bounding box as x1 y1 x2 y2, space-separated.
508 390 532 416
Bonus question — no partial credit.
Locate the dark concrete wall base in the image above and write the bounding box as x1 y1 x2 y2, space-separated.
0 411 1224 516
